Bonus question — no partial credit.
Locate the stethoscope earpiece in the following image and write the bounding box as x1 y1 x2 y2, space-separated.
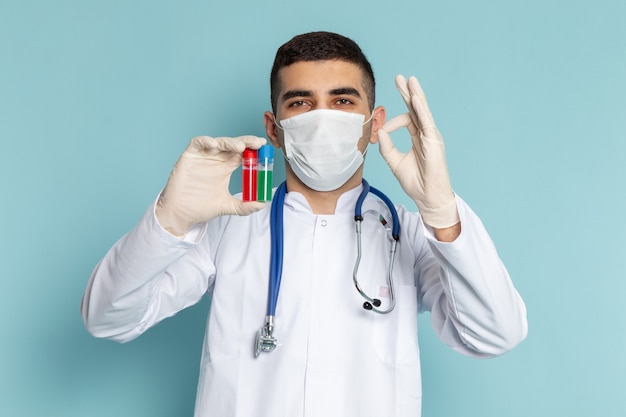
363 299 382 310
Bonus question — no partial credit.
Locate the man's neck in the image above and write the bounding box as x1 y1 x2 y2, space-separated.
285 171 363 215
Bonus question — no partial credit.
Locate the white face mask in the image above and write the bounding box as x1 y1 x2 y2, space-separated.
275 109 373 192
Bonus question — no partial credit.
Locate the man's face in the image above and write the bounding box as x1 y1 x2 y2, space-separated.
266 59 378 153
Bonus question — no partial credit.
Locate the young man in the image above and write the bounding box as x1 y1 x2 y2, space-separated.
82 31 527 417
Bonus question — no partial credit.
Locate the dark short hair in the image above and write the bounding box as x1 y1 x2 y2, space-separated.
270 31 376 112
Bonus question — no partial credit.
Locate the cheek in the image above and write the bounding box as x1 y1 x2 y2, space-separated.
270 129 285 149
358 130 372 152
265 119 283 148
361 125 376 147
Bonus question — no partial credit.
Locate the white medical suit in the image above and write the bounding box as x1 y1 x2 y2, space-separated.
82 184 527 417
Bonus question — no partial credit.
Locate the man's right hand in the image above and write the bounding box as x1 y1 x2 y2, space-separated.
156 135 267 237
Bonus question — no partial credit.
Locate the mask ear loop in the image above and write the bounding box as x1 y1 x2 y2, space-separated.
363 111 374 125
271 114 290 162
361 111 375 157
273 114 284 130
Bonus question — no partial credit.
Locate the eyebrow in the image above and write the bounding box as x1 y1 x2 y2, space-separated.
281 86 362 102
281 90 312 101
329 87 361 98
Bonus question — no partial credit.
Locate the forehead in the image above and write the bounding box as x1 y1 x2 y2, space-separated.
277 60 366 96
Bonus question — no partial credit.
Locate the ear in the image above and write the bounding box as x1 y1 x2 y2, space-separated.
369 106 386 144
263 111 282 148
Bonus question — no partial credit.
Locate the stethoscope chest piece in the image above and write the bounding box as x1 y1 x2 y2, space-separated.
255 316 278 357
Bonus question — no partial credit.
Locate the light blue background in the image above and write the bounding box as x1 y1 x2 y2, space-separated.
1 0 624 416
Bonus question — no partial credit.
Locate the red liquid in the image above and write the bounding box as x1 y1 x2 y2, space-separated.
242 151 257 201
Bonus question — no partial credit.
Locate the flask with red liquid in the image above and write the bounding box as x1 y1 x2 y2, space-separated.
242 148 257 201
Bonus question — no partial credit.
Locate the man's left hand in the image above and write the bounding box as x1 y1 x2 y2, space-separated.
377 75 460 230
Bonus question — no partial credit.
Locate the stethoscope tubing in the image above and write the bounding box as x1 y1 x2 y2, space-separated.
358 180 400 239
257 179 400 356
267 181 287 317
353 179 400 314
266 180 399 317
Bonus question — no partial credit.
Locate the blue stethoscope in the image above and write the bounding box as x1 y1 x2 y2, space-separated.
255 179 400 357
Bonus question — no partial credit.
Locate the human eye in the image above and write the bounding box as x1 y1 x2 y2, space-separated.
290 100 306 107
334 97 355 107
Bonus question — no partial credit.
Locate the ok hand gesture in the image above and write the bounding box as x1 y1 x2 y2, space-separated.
377 75 459 229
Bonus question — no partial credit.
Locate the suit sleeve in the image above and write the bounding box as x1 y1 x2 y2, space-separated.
415 195 528 357
80 200 216 343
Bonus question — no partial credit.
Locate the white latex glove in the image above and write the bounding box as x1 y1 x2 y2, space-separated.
377 75 459 229
156 135 267 237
